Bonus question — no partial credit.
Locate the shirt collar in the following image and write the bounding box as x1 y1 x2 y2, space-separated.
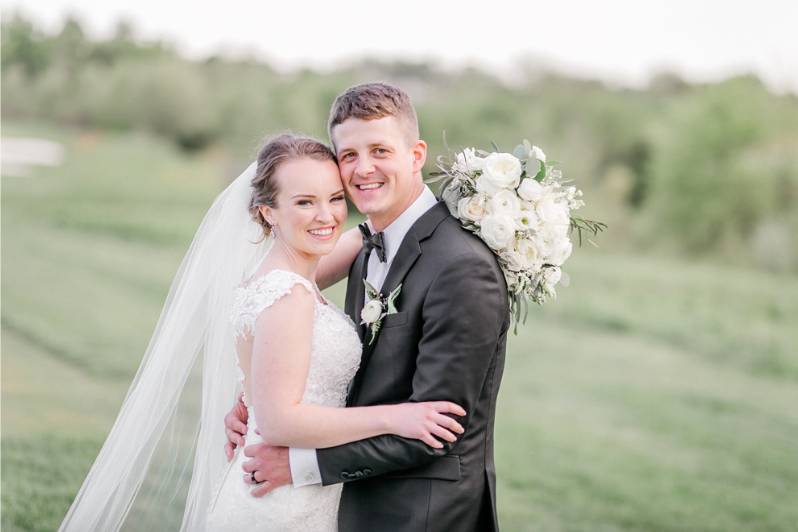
367 186 438 264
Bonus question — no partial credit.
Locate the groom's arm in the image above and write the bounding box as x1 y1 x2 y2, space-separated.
315 249 508 485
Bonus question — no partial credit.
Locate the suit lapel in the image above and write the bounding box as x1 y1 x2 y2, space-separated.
345 248 368 343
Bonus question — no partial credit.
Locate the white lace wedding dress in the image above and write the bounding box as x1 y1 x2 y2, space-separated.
205 269 362 531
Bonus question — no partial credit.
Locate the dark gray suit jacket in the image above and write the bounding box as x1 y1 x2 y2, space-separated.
317 201 510 532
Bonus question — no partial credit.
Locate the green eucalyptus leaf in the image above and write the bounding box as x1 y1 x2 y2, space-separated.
534 160 546 182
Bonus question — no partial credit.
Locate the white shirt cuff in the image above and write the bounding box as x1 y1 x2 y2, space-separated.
288 447 322 487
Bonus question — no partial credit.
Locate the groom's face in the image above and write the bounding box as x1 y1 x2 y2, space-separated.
332 116 426 231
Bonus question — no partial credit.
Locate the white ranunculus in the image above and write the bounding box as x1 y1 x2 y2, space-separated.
548 238 573 266
360 299 384 325
454 148 485 173
536 196 570 226
531 145 547 163
500 249 526 272
488 189 521 217
476 153 522 195
517 178 545 202
515 238 541 269
480 214 516 251
457 194 489 223
515 208 540 232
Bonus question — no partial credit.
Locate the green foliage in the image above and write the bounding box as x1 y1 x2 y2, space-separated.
643 78 798 270
2 14 798 271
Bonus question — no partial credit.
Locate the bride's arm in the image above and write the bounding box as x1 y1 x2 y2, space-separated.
315 227 362 290
251 285 464 449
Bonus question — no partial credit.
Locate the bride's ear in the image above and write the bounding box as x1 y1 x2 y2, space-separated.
258 205 275 228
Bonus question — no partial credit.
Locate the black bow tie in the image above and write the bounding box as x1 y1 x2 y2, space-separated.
358 223 386 263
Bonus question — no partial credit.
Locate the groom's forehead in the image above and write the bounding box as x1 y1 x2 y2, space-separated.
331 117 407 151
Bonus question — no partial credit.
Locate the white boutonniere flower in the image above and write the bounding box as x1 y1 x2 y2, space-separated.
360 280 402 345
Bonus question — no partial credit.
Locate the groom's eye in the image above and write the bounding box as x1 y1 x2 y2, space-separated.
332 195 345 202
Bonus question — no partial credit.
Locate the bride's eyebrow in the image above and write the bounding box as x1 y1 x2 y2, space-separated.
291 194 316 199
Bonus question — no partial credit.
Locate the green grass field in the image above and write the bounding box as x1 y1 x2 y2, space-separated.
3 123 797 531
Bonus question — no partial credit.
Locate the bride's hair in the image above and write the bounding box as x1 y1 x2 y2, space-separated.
249 133 336 239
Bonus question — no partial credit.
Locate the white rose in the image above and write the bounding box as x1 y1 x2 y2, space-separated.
360 299 384 325
480 214 516 251
488 189 521 217
476 153 522 195
517 178 545 202
500 249 526 272
538 221 570 243
548 238 573 266
457 194 489 223
515 238 542 269
531 145 546 163
454 148 485 173
536 196 570 226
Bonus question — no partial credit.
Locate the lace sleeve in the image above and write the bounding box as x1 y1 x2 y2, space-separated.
230 270 315 338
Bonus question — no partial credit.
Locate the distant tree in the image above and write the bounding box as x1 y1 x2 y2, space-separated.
1 12 50 77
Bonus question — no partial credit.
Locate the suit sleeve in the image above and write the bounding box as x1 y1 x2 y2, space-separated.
316 249 508 485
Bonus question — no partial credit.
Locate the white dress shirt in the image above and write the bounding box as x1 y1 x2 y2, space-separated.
289 186 439 487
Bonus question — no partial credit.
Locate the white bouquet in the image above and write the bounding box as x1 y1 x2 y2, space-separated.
431 139 606 329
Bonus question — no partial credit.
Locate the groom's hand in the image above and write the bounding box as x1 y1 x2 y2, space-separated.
223 396 249 461
241 444 292 497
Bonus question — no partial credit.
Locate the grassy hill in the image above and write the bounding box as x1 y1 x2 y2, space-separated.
2 122 797 531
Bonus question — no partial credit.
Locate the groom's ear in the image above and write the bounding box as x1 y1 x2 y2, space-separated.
411 139 427 173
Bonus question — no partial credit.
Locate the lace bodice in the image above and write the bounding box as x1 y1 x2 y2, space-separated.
229 269 362 409
205 269 361 531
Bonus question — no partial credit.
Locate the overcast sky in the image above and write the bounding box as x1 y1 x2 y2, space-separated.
3 0 797 93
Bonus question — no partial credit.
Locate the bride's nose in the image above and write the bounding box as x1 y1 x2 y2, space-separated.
314 203 334 224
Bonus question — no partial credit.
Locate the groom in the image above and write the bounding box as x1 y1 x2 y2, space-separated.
227 82 510 531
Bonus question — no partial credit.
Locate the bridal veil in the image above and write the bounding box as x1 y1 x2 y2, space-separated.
59 162 270 531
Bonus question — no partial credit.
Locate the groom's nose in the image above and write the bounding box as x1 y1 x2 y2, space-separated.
354 157 375 178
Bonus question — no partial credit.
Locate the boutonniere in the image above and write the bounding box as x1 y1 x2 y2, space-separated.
360 280 402 345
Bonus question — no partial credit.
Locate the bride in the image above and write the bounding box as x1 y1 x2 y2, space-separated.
59 133 464 531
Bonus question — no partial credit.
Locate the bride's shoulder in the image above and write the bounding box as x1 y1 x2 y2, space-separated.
231 269 315 338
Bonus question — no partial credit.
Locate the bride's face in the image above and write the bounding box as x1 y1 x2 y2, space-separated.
261 157 348 259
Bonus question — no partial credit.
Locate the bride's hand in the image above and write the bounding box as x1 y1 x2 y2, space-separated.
224 395 249 461
388 401 466 449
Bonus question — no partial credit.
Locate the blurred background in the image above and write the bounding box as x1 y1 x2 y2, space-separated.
2 1 797 530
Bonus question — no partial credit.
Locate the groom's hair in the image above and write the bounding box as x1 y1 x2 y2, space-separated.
328 82 420 148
